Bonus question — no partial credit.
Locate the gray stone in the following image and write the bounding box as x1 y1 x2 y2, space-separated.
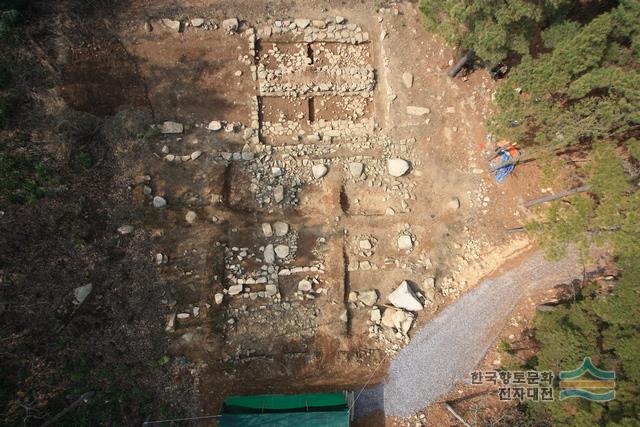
275 245 290 259
349 162 364 177
73 283 93 305
214 293 224 304
185 210 197 224
190 150 202 161
222 18 239 32
358 289 378 306
160 121 183 133
397 235 413 250
273 221 289 236
117 225 134 235
262 223 273 237
388 280 423 311
153 196 167 208
387 158 410 177
228 284 243 295
271 167 283 177
264 244 275 264
190 18 205 27
406 106 430 116
336 16 346 24
312 164 328 179
402 72 413 89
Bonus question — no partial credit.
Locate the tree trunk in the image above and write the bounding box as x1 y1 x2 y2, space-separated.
447 50 474 77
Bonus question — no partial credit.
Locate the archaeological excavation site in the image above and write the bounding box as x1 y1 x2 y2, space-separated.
4 0 635 426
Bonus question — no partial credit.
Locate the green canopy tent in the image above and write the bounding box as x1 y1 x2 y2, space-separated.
219 392 353 426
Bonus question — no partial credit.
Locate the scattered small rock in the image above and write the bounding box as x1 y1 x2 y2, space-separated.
207 121 222 131
265 284 278 297
262 223 273 237
312 164 328 179
185 211 197 224
406 106 430 116
349 162 364 177
214 293 224 304
222 18 239 32
358 290 378 306
387 158 410 177
117 225 134 235
402 72 413 88
273 221 289 236
359 239 372 250
294 18 310 29
264 244 275 264
298 279 313 292
190 18 205 27
160 121 183 134
161 19 181 32
447 197 460 210
397 235 413 250
228 284 243 296
274 244 290 259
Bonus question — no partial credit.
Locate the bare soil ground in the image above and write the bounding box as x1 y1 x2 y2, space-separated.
0 0 563 425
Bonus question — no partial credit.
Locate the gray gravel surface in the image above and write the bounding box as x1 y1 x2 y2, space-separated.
383 250 581 417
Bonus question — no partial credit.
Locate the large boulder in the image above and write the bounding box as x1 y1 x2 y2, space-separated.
387 158 410 177
388 281 423 311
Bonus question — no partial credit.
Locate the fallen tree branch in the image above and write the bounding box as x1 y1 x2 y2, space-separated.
524 185 591 208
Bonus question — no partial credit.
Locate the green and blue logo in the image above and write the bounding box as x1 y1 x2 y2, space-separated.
559 357 615 401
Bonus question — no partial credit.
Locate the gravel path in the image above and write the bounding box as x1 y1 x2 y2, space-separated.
383 250 581 417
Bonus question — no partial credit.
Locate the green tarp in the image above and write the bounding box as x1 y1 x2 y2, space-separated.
219 392 350 427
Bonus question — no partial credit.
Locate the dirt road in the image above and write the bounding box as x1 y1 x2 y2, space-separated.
382 250 582 417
